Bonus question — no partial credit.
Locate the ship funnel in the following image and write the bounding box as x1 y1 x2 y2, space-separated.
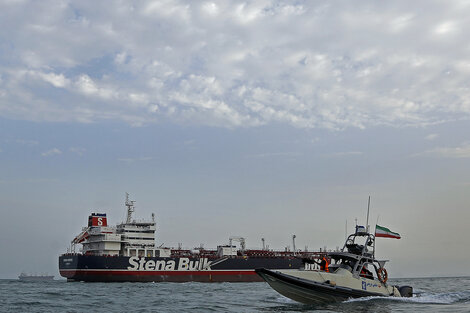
88 213 107 227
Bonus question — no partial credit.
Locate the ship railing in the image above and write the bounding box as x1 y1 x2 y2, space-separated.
60 252 82 256
117 220 156 227
163 249 327 259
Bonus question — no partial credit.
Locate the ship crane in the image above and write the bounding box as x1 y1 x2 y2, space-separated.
229 236 246 251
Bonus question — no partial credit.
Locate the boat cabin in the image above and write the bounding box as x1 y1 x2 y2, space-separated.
325 227 388 282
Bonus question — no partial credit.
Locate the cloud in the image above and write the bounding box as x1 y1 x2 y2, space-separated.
38 72 70 88
16 139 39 146
425 134 438 141
416 142 470 159
326 151 363 157
1 1 470 129
0 178 59 184
310 137 320 144
75 74 116 99
245 152 301 159
69 147 86 156
41 148 62 157
117 156 153 163
183 140 195 146
434 21 459 35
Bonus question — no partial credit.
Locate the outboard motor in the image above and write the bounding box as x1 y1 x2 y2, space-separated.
398 285 413 297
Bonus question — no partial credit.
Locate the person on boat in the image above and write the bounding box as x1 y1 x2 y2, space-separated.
360 265 374 279
319 257 329 272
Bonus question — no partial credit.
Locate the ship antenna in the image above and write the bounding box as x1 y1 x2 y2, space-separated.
366 196 371 233
125 192 135 223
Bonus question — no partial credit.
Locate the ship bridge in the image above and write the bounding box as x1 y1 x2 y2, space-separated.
71 194 166 258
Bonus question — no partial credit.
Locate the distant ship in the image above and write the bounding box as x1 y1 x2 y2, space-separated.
18 273 54 281
59 194 326 282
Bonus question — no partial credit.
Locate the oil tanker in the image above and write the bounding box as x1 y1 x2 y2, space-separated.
59 194 325 282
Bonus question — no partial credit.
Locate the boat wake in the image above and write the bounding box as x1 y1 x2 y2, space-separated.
343 290 470 305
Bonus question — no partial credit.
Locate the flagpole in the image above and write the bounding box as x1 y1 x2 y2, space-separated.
374 215 379 258
366 196 370 233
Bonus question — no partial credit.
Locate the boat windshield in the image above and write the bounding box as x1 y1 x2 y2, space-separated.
342 233 375 257
328 255 357 273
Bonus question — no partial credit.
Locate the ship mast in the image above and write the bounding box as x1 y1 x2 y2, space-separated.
292 235 296 255
125 192 135 224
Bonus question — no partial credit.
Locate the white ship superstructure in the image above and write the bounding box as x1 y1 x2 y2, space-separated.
81 220 121 256
71 193 167 257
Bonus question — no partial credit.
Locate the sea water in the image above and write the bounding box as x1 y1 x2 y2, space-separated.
0 276 469 312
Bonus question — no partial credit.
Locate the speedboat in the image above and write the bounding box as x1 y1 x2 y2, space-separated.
256 226 412 304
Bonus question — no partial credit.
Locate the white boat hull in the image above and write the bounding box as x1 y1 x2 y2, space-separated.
256 268 401 304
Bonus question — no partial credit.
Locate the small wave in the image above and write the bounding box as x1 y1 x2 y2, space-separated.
275 295 297 304
344 290 470 305
413 291 470 304
40 291 63 296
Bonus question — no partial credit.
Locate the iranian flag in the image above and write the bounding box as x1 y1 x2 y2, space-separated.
375 225 401 239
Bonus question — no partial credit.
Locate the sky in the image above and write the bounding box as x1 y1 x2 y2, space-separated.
1 0 470 279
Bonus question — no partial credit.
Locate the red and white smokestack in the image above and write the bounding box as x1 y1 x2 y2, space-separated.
88 213 107 227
